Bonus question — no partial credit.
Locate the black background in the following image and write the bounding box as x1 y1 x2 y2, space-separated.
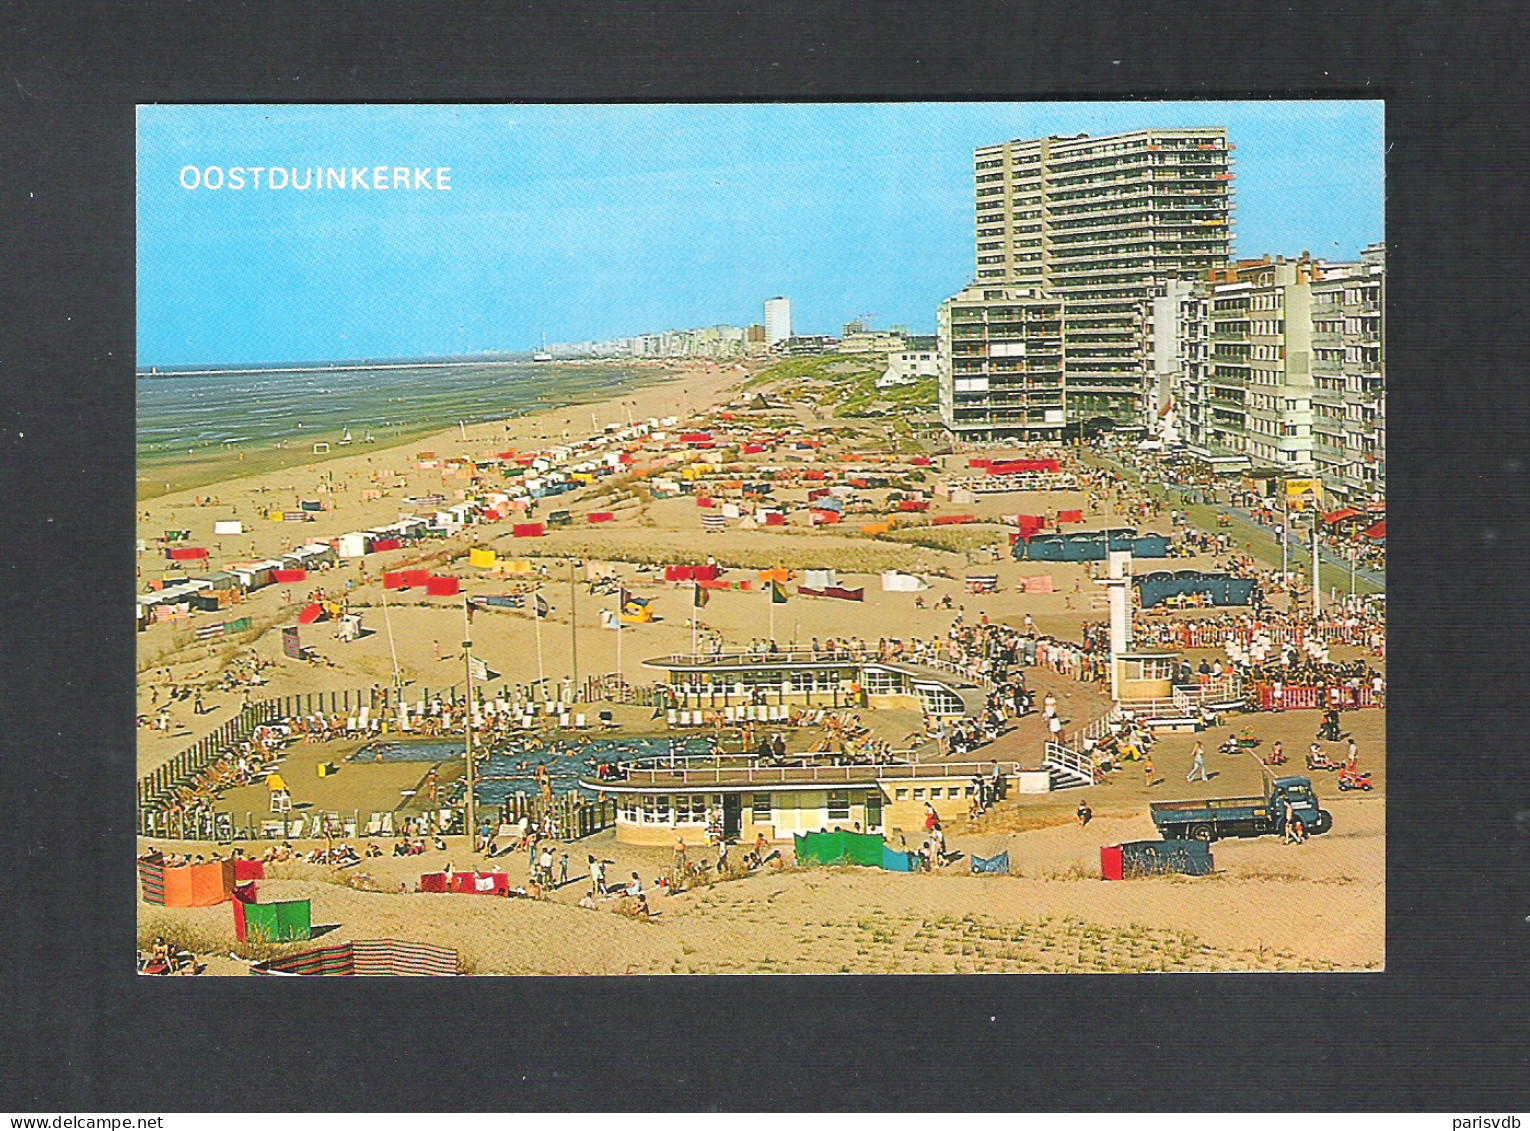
2 0 1528 1111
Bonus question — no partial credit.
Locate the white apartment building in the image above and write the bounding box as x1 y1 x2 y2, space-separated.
937 284 1066 441
764 296 792 347
974 127 1233 424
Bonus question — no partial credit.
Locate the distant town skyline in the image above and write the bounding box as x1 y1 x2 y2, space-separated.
138 102 1383 368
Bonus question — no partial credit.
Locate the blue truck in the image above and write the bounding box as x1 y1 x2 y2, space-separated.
1150 775 1333 842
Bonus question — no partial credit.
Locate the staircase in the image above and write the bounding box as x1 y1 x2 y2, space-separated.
1044 740 1095 790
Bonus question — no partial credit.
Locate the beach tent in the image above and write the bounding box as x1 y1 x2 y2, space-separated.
272 569 308 584
512 523 545 538
235 897 313 943
1021 575 1054 594
1116 839 1214 879
383 572 408 590
804 569 840 589
448 871 512 895
214 521 243 536
425 576 462 597
139 859 236 907
234 860 265 883
881 571 929 592
970 851 1011 875
798 585 865 601
403 570 432 587
880 846 917 872
249 939 459 977
469 548 497 568
297 603 327 624
794 831 884 867
419 871 451 893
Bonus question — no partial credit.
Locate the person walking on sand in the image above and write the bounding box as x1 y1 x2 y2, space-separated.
1076 798 1093 827
1346 737 1359 771
1143 753 1154 788
1186 741 1210 783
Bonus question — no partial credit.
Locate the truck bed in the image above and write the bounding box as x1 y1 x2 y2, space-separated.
1151 795 1268 816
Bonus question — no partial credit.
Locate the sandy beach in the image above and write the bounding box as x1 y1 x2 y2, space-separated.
136 356 1384 974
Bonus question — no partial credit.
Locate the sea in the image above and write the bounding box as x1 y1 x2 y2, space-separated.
136 360 652 466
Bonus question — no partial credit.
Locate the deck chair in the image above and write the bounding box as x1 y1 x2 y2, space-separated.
380 812 394 837
575 713 589 730
666 708 678 728
366 813 383 836
599 710 617 729
286 816 305 839
346 715 358 734
359 706 370 730
343 819 358 838
558 711 571 729
261 819 283 839
520 713 535 730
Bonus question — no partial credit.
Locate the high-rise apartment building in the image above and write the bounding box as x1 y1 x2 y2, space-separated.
971 128 1233 423
764 296 792 347
1310 243 1385 509
936 284 1066 441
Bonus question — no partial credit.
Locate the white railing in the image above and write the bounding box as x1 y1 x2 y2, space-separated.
595 757 1027 789
1044 741 1095 788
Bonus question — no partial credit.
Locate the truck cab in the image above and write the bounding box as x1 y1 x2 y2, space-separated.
1269 776 1330 833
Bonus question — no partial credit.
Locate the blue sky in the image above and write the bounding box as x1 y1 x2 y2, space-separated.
137 102 1384 368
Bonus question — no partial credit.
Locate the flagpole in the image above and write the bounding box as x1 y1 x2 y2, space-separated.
568 559 579 694
381 582 401 693
461 597 477 851
1281 485 1290 614
691 592 698 656
533 582 546 693
769 583 775 644
616 590 624 693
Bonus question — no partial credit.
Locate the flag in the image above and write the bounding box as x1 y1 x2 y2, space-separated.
770 580 789 604
535 593 551 618
465 597 475 623
469 656 491 682
693 584 709 609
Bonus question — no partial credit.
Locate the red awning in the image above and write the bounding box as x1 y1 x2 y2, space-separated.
1364 521 1386 540
1323 508 1361 525
297 603 325 624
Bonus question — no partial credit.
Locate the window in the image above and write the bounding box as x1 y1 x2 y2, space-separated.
655 795 671 824
752 793 771 821
828 791 850 820
913 788 926 800
948 787 962 800
621 797 638 822
895 788 908 800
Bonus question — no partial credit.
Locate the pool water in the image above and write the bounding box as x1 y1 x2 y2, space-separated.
354 735 717 802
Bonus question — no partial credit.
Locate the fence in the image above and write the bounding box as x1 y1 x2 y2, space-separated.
1132 621 1385 652
138 788 617 845
1253 684 1378 711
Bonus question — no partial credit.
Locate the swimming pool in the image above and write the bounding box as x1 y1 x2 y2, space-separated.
356 735 717 802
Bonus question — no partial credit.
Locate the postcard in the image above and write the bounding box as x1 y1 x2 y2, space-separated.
134 102 1384 976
